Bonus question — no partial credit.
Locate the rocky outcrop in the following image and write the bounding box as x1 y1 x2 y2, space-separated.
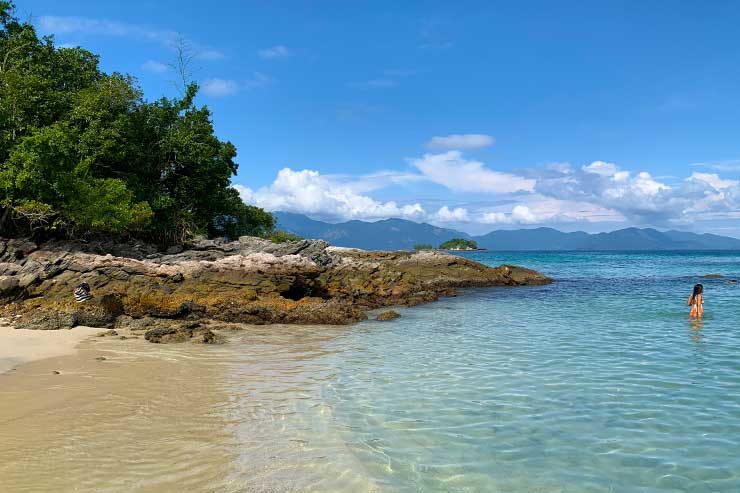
0 236 550 337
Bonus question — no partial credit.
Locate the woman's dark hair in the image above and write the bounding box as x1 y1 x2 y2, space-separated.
690 283 704 303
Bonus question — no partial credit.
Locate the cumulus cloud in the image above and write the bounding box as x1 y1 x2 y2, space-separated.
201 78 238 96
481 205 545 225
410 151 535 194
232 155 740 231
435 206 469 223
141 60 168 73
426 134 494 150
535 161 740 224
258 45 291 59
235 168 425 221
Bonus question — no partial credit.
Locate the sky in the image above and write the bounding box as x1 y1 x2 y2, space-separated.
18 0 740 237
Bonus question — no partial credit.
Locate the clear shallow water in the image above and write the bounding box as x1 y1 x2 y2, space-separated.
2 252 740 492
317 251 740 492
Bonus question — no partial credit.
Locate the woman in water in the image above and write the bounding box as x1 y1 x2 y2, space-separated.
687 283 704 318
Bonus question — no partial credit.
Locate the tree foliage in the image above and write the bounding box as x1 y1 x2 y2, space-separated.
438 238 478 250
413 243 433 250
0 2 273 244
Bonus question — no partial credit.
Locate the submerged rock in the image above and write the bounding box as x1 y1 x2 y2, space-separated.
0 236 551 330
144 322 222 344
376 310 400 321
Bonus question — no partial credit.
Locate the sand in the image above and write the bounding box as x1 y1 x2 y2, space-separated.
0 318 102 374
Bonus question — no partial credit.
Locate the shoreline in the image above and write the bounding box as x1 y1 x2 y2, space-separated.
1 236 550 332
0 322 383 492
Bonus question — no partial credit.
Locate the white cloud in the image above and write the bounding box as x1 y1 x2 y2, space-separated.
536 160 740 223
688 172 738 190
37 16 224 60
426 134 494 150
583 160 619 177
201 78 238 97
235 156 740 231
235 168 426 221
481 205 539 225
258 45 291 59
481 198 622 225
435 206 469 223
141 60 168 73
410 151 535 194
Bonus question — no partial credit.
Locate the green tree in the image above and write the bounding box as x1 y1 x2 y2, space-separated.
0 2 273 244
413 243 433 250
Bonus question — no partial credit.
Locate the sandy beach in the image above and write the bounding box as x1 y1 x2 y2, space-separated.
0 323 380 492
0 318 102 374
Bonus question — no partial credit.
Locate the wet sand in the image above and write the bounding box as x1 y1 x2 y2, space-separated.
0 324 380 492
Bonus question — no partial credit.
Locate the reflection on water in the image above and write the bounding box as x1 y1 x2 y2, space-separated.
689 317 705 344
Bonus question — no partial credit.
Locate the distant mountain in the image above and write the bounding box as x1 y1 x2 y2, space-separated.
475 227 740 251
274 212 740 251
274 212 471 250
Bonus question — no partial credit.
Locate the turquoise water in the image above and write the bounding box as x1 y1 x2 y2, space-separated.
311 251 740 492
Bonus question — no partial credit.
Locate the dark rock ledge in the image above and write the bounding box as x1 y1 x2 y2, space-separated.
0 236 551 342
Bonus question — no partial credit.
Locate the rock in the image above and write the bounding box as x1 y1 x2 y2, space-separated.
144 321 222 344
95 356 107 361
704 273 723 279
165 245 184 255
97 329 118 337
376 310 400 321
52 370 61 375
1 235 551 329
0 276 20 298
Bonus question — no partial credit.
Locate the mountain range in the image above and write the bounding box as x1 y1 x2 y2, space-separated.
274 212 740 251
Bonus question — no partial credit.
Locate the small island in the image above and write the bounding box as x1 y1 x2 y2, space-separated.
439 238 481 251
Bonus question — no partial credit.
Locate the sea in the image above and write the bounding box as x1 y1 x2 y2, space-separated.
1 251 739 492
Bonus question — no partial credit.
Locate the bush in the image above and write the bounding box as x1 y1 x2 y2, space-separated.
268 230 303 243
413 243 433 250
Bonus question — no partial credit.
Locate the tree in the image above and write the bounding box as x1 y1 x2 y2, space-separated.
0 2 274 244
413 243 433 250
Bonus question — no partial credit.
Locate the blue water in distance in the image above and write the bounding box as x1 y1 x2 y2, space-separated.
319 251 740 492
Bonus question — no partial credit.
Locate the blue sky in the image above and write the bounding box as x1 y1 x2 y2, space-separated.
20 0 740 236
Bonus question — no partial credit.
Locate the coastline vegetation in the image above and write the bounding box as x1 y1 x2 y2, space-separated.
413 243 433 250
439 238 478 250
0 2 275 246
